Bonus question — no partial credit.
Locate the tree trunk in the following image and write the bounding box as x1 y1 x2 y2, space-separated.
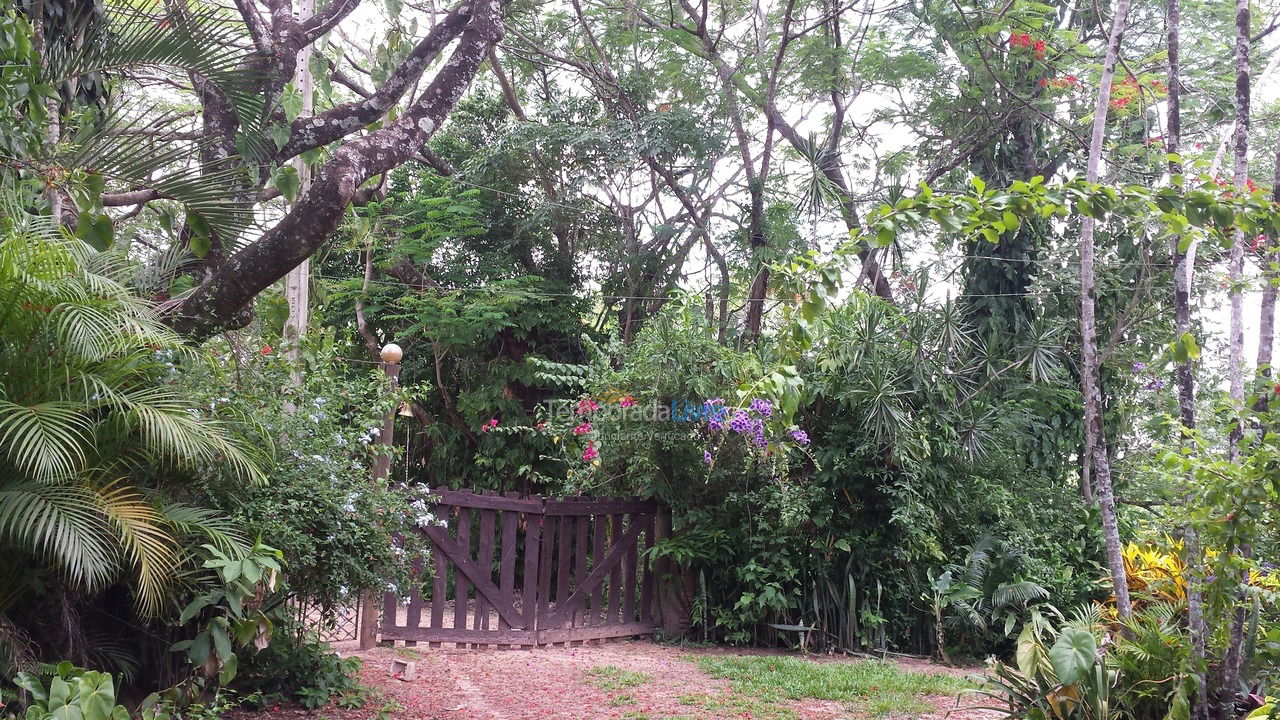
1165 5 1208 715
1215 0 1253 714
284 0 315 388
1227 0 1250 461
1079 0 1134 621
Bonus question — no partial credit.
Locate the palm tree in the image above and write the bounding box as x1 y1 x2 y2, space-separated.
0 195 266 618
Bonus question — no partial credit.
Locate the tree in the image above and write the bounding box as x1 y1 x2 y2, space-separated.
17 0 508 339
1165 1 1209 716
1078 0 1134 621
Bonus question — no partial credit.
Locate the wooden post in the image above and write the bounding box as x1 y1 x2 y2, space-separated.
361 354 401 650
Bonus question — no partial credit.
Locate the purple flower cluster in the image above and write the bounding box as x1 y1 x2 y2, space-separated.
1145 378 1167 391
701 396 812 452
704 450 713 464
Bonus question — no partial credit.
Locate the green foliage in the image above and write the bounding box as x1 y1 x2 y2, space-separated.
183 338 423 609
170 541 283 687
0 199 265 617
231 627 364 710
10 664 130 720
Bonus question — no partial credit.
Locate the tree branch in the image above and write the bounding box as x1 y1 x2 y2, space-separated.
277 1 474 160
169 0 505 338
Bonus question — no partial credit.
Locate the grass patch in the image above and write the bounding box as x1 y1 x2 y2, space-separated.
693 654 973 718
586 665 652 692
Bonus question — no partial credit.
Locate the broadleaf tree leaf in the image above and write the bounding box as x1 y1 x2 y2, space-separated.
1049 627 1096 686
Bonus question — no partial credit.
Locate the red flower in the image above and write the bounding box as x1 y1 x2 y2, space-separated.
1009 31 1032 48
1033 39 1046 58
259 345 273 355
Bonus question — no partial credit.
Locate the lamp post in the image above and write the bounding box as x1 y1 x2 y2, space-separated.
371 343 402 483
361 342 403 650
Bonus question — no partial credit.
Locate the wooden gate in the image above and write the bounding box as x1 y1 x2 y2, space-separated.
379 488 658 648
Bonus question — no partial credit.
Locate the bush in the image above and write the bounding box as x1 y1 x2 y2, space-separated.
231 624 363 710
182 334 427 609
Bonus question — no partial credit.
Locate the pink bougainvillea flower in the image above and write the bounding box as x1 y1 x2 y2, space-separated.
573 421 592 435
481 418 499 433
576 398 600 415
260 345 273 355
582 443 598 461
619 396 636 408
536 422 547 431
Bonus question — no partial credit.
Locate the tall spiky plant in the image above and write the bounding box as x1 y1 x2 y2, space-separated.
0 191 266 618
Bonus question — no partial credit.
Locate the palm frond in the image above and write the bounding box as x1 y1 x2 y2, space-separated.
161 502 249 557
992 580 1050 609
94 480 178 617
0 481 117 592
0 400 93 482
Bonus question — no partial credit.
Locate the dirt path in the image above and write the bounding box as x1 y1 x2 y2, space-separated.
234 641 999 720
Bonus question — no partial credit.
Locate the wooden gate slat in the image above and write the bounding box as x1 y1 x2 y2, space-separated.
553 514 574 642
639 512 656 625
590 512 607 630
536 515 555 629
430 540 446 647
572 506 590 640
623 511 641 622
452 507 471 647
475 499 497 647
608 514 623 625
523 513 542 636
497 492 520 648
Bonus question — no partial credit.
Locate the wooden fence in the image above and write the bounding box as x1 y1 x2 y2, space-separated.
379 488 657 648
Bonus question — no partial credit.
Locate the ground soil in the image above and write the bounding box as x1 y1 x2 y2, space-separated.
229 640 1002 720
